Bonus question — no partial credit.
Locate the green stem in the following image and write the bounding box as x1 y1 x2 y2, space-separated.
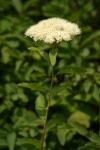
40 66 54 150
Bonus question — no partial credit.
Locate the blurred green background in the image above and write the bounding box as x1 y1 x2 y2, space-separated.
0 0 100 150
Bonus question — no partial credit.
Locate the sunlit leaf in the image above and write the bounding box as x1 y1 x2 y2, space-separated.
68 111 90 128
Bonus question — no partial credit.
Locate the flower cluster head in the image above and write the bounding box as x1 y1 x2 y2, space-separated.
25 18 81 44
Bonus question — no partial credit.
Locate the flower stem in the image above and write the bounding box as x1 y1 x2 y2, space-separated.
40 66 54 150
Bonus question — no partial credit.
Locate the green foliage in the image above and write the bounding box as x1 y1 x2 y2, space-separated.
49 48 58 66
56 66 85 75
18 83 47 91
0 0 100 150
77 142 100 150
7 132 16 150
35 94 46 119
86 132 100 145
16 138 40 149
69 122 88 136
12 0 23 13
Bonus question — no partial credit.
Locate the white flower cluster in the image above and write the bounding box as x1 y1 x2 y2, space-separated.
25 18 81 44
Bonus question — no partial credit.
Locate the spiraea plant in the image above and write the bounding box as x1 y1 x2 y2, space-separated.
18 17 81 150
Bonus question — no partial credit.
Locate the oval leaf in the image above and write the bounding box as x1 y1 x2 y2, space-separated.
57 66 85 75
57 129 70 146
49 48 58 66
35 94 46 118
28 47 40 52
18 83 46 91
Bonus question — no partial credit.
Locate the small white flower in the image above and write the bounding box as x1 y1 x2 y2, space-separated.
25 18 81 44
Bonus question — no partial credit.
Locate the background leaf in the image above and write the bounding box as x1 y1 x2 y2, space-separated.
77 142 100 150
18 83 46 91
86 132 100 145
57 66 85 75
69 122 88 136
7 132 16 150
16 138 40 149
12 0 22 13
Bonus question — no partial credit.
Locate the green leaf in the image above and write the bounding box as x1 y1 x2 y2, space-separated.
7 132 16 150
18 83 46 91
16 138 40 149
86 132 100 145
68 111 90 128
35 94 46 119
36 94 46 109
49 48 58 66
92 85 100 103
38 51 49 62
69 122 88 136
78 142 100 150
56 123 75 146
28 47 49 62
51 83 72 97
83 80 92 93
28 47 40 52
12 0 22 13
57 66 85 75
57 129 69 146
6 41 19 48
